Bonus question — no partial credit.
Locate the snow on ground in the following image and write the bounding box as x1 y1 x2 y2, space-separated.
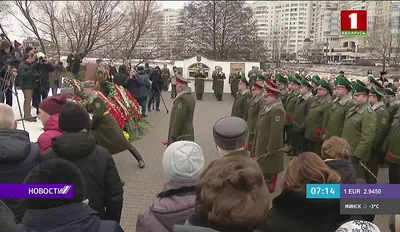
12 89 60 143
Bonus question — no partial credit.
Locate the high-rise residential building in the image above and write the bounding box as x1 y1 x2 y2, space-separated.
252 1 314 59
134 8 183 59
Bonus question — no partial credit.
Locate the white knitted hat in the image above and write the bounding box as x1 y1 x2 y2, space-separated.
162 141 205 182
336 220 381 232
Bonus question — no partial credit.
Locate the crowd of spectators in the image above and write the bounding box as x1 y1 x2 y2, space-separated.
0 106 394 231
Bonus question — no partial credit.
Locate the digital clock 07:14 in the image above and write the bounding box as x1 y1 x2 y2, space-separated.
306 184 340 199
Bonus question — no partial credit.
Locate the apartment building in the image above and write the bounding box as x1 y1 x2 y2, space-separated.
134 8 183 59
252 1 314 59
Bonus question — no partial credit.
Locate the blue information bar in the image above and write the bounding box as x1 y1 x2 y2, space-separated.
306 184 400 199
306 184 341 199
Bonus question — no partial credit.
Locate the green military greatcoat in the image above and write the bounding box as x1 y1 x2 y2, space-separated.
252 100 286 174
213 72 226 97
304 94 332 151
387 99 400 126
292 91 314 134
231 89 251 121
385 109 400 177
248 70 257 87
280 88 289 109
366 101 389 183
86 92 132 154
324 93 354 139
194 70 206 97
285 90 299 125
167 87 196 145
342 102 376 179
247 93 265 144
229 73 240 96
162 67 171 91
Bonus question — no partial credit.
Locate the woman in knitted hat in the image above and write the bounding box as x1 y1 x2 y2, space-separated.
136 141 204 232
37 94 67 152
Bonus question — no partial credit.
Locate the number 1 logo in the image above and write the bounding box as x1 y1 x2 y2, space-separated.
340 10 368 36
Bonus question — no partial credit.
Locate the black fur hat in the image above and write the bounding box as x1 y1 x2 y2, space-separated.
22 159 87 209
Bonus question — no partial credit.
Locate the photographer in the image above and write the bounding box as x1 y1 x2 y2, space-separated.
49 54 66 96
66 49 83 79
0 41 17 107
147 66 164 112
18 54 38 122
32 53 55 115
124 66 150 117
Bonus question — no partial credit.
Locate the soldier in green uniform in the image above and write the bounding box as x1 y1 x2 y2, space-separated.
251 81 285 193
246 82 265 150
342 82 376 179
322 76 353 140
256 74 265 87
304 79 332 155
194 65 206 100
167 76 196 145
229 69 240 97
83 81 145 168
213 67 226 101
285 76 300 153
212 66 219 98
311 75 321 96
231 76 251 121
384 107 400 184
276 74 288 108
162 64 170 91
367 75 384 91
248 66 258 86
366 86 389 184
291 78 314 155
385 87 400 125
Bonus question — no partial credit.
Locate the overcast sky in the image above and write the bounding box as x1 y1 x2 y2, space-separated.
8 1 253 44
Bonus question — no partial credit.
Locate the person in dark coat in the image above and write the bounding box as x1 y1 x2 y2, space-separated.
32 53 55 115
41 102 124 222
13 159 124 232
83 82 145 168
66 49 82 79
321 137 356 184
0 41 17 106
18 54 38 121
124 70 142 101
148 66 164 111
0 199 16 232
137 66 151 117
265 152 349 232
0 103 41 223
113 71 128 86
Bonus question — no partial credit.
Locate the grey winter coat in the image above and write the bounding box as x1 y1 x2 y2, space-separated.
49 62 66 88
136 181 197 232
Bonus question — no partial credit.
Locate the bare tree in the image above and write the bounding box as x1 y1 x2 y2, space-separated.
271 27 289 67
179 0 260 60
118 1 161 61
365 20 392 72
54 1 125 58
10 0 46 53
34 1 61 57
301 39 312 60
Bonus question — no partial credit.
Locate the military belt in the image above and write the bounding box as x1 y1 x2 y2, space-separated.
217 79 224 82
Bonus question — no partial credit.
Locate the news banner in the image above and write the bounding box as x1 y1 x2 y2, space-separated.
307 184 400 215
0 184 74 199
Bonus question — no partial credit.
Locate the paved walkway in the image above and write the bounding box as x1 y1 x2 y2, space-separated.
113 92 390 232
